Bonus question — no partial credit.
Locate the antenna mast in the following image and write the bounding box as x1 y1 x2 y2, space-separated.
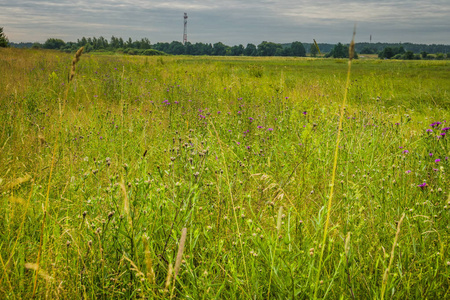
183 13 188 44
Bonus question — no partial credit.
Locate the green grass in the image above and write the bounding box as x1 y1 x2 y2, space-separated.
1 48 450 299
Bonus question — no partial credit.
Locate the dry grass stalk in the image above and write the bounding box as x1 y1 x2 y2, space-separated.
143 236 156 284
68 47 84 82
381 213 405 300
276 206 283 235
119 182 132 226
25 263 54 281
164 263 173 293
174 228 187 280
4 174 31 190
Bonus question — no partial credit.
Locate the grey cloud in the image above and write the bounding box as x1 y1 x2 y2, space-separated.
1 0 449 44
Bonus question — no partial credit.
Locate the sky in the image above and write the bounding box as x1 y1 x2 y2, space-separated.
1 0 449 45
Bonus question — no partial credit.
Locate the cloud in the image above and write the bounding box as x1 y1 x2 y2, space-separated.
1 0 449 44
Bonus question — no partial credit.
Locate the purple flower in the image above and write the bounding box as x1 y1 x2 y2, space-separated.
257 126 263 129
249 117 254 122
395 123 400 125
418 182 427 188
302 111 307 115
267 128 274 131
442 127 450 131
435 159 441 163
403 150 409 154
246 146 251 149
429 153 433 157
426 129 433 133
405 170 411 174
217 111 221 114
441 132 446 137
237 111 242 114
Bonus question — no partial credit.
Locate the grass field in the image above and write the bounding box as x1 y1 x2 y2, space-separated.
1 47 450 299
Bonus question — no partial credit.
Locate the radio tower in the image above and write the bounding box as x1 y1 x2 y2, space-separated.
183 13 188 44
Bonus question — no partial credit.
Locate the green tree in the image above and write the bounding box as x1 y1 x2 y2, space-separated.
257 41 282 56
421 51 428 59
0 27 9 47
212 42 227 56
244 43 257 56
404 51 414 60
379 47 394 59
290 41 306 57
326 43 346 58
43 38 66 49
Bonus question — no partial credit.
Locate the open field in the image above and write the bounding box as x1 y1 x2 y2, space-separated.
1 48 450 299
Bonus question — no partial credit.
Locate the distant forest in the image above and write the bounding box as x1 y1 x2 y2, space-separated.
9 37 450 59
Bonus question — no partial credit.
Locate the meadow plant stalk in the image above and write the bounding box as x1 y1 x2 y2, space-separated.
313 28 356 299
381 213 405 300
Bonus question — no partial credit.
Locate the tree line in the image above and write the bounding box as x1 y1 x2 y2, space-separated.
3 29 449 60
25 36 308 57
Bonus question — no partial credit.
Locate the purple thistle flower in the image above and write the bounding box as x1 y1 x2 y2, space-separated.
302 111 307 115
249 117 254 122
429 153 433 157
257 126 263 129
442 127 450 131
418 182 427 188
405 170 411 174
426 129 433 133
403 150 409 154
267 128 274 131
435 159 441 163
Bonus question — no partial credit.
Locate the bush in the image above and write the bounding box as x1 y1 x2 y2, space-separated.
142 49 167 56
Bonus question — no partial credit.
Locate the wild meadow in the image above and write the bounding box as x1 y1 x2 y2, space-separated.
1 47 450 299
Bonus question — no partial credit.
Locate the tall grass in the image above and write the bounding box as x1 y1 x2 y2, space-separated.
0 47 449 298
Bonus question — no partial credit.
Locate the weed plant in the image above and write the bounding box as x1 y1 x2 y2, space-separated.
1 47 450 299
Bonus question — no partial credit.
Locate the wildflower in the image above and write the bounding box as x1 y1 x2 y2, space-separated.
302 111 307 115
426 129 433 133
257 126 263 129
403 150 409 154
249 117 254 122
267 128 274 131
418 182 427 189
429 153 433 157
435 159 441 163
405 170 411 174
